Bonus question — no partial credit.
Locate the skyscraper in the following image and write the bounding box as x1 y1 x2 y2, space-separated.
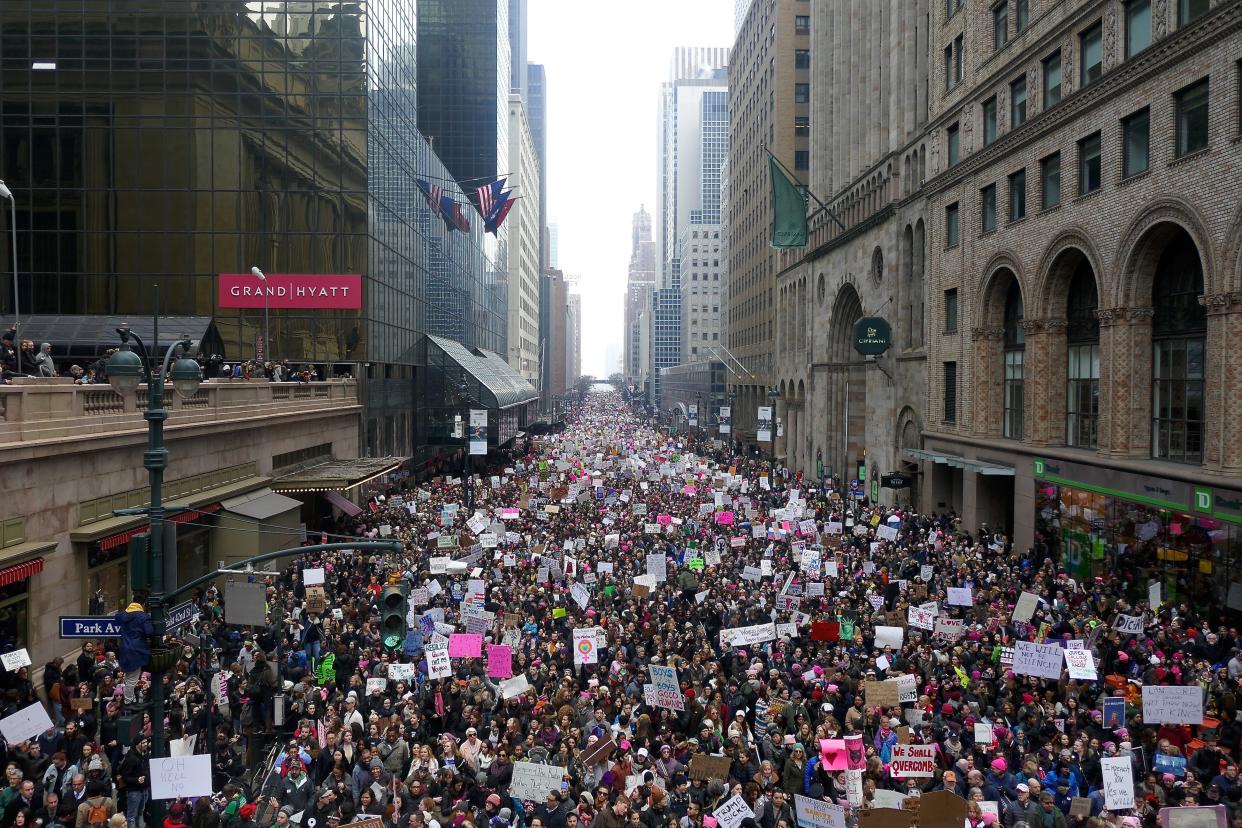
506 95 542 386
508 0 528 96
625 206 657 391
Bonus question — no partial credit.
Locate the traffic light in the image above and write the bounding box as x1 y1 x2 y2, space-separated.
380 584 407 652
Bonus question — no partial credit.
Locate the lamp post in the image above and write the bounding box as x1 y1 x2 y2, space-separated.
250 266 269 362
0 181 17 372
106 325 203 775
766 386 781 465
456 381 474 510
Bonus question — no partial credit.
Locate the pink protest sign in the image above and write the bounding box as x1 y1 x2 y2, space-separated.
487 644 513 678
682 485 697 495
657 514 672 526
447 633 483 658
715 511 735 525
820 738 848 770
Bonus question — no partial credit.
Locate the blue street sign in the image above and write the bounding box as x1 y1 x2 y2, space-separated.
59 616 122 638
165 600 198 632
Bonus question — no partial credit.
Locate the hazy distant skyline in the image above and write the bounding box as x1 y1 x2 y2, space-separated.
528 0 733 377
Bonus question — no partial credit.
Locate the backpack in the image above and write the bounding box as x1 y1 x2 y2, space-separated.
86 799 109 828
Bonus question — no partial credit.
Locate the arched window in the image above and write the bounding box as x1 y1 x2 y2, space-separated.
1152 230 1206 463
1003 279 1025 439
1065 262 1100 447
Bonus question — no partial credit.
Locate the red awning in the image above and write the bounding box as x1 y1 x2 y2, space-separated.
97 503 222 551
0 558 44 587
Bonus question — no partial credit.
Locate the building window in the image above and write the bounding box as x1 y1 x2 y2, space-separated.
794 83 810 103
944 361 958 423
1043 51 1063 108
982 96 998 145
993 2 1009 50
795 150 809 170
1016 0 1031 32
1081 21 1103 86
947 123 960 165
795 116 810 137
1126 0 1152 58
794 15 810 32
954 34 964 85
1123 107 1150 177
981 183 998 233
945 202 960 248
1078 132 1102 194
1152 232 1206 463
1041 152 1061 208
1011 76 1028 127
1066 262 1100 448
1003 281 1025 440
1008 168 1026 220
1179 0 1209 26
947 0 963 18
944 45 954 89
1176 79 1210 157
944 288 959 334
795 49 810 69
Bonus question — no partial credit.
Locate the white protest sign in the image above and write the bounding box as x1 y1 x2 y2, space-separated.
510 762 566 801
919 565 934 582
0 701 53 744
875 626 904 649
1113 614 1144 635
794 795 845 828
713 795 756 828
150 754 213 799
570 582 591 611
0 649 31 672
933 617 965 641
890 674 918 703
1063 648 1098 680
1013 640 1065 680
500 675 531 699
875 524 898 542
648 664 685 710
388 663 416 682
1012 591 1039 622
303 567 326 586
573 628 598 664
907 605 935 631
946 587 973 606
720 623 777 648
647 553 667 581
1142 685 1204 724
974 723 994 744
1101 755 1135 810
366 677 387 694
889 744 936 777
425 641 452 680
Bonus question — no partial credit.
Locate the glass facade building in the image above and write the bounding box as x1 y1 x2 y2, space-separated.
0 1 507 460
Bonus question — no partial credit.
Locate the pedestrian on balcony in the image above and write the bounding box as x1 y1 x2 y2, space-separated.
34 342 55 377
0 328 17 380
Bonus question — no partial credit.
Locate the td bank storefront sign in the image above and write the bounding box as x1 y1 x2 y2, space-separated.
218 273 362 309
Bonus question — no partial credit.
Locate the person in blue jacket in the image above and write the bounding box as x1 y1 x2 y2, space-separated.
113 601 153 704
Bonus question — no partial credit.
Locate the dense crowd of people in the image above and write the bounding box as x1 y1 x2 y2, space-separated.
0 390 1230 828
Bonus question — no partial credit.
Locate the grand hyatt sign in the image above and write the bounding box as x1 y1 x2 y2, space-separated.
217 273 362 309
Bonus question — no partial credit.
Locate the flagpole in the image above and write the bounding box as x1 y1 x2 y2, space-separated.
763 145 846 232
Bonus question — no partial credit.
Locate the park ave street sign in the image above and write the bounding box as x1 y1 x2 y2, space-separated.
59 616 121 638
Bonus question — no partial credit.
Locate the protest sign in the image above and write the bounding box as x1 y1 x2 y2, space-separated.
1113 614 1144 634
720 623 777 647
793 796 845 828
713 795 755 828
1101 755 1135 810
874 626 903 649
0 702 53 744
487 645 513 678
302 567 325 586
648 664 684 710
510 762 566 801
889 744 936 777
689 754 733 781
974 723 993 744
499 675 530 699
150 754 214 799
1012 591 1039 622
933 617 964 641
1063 648 1098 680
580 737 616 767
1142 685 1204 724
946 587 973 606
425 641 451 679
1013 640 1064 680
0 649 30 672
864 680 900 708
573 628 599 664
906 605 934 630
892 674 918 703
447 634 483 658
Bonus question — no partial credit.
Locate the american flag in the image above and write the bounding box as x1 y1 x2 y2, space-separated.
475 183 495 217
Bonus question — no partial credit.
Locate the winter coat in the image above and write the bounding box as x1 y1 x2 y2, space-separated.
113 604 153 672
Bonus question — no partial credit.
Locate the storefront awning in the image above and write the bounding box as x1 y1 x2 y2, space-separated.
94 504 223 551
323 491 363 517
221 489 303 521
424 334 539 410
71 475 270 546
905 448 1015 476
0 557 43 586
271 456 406 493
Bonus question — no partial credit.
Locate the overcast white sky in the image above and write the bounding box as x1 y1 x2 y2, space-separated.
528 0 734 378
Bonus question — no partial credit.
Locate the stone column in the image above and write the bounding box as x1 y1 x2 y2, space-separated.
1022 318 1068 446
1098 307 1154 458
1202 292 1242 472
970 326 1004 437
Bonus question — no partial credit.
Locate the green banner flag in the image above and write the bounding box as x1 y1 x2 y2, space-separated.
769 156 807 248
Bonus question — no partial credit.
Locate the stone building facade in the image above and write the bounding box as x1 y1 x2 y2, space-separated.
772 0 931 508
919 0 1242 594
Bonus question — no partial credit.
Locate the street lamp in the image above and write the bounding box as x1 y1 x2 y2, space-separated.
767 386 781 464
0 181 17 371
455 380 475 510
250 266 269 362
106 325 202 770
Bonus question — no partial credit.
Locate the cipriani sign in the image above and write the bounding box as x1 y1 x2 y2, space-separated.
217 273 362 309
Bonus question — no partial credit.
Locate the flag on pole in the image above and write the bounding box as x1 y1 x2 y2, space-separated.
416 179 443 212
769 157 807 248
474 177 507 218
439 194 471 233
485 197 516 234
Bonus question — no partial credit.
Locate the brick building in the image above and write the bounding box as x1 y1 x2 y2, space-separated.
918 0 1242 597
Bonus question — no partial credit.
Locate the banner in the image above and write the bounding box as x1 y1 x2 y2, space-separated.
889 744 936 778
757 406 773 443
719 406 732 435
469 409 488 456
648 664 685 710
688 404 698 427
1013 640 1065 680
769 157 808 248
1141 685 1203 724
720 622 777 648
217 273 362 309
794 796 845 828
